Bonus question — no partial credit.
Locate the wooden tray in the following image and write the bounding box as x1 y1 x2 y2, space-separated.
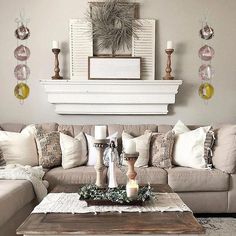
85 199 143 206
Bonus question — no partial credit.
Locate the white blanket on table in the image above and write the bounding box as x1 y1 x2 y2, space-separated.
0 164 47 202
32 192 191 214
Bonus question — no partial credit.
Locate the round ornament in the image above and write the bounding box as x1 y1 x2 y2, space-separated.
199 24 214 40
14 83 30 100
14 64 30 80
199 64 214 80
198 83 214 100
198 45 215 61
14 45 30 61
15 24 30 40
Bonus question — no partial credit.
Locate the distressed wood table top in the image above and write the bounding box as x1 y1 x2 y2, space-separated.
17 184 205 235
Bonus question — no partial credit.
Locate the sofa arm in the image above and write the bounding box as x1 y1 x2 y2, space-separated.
228 174 236 213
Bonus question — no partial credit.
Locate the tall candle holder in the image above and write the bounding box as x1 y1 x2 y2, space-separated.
52 48 63 80
94 139 110 188
163 49 174 80
123 152 139 181
124 152 139 199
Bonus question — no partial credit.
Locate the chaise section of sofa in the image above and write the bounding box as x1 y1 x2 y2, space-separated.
0 180 36 236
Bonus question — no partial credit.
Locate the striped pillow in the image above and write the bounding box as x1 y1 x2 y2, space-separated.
204 129 215 166
0 149 6 166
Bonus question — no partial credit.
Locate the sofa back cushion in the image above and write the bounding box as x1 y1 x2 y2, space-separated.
58 125 96 137
213 125 236 174
0 123 26 132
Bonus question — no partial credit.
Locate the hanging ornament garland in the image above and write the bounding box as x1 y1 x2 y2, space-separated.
14 12 30 103
198 19 215 101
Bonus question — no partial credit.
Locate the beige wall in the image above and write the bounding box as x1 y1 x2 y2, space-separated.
0 0 236 125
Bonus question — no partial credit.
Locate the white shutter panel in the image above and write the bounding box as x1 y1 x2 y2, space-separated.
70 19 93 80
132 19 156 80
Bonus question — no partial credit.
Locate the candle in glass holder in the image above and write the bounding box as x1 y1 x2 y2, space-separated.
95 126 107 140
124 139 136 154
126 179 139 199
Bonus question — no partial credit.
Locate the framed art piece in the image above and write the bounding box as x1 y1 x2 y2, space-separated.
88 57 141 80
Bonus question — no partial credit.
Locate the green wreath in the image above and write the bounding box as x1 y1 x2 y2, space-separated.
89 0 141 55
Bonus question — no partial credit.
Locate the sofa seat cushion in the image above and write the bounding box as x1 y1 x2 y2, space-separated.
108 167 167 185
167 167 229 192
44 166 108 191
0 180 35 227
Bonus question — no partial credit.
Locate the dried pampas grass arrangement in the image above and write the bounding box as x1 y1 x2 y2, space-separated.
88 0 141 56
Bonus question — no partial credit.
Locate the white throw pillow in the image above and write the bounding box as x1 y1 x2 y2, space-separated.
60 132 87 169
173 120 211 169
85 132 118 166
0 128 38 166
173 120 190 134
122 131 152 168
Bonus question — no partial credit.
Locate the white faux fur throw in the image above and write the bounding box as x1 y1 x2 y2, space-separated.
0 164 48 202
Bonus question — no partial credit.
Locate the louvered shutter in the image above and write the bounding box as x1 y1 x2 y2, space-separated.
70 19 93 80
132 19 156 80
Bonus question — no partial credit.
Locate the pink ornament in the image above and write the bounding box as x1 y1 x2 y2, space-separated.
14 64 30 80
198 45 215 61
14 45 30 61
15 24 30 40
199 64 214 80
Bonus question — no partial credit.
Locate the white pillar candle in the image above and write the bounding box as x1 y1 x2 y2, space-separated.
95 126 107 140
52 40 59 49
124 139 136 154
126 180 139 199
167 40 173 49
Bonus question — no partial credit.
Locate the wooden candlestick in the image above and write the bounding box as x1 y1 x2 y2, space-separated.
52 48 63 80
94 139 109 188
163 49 174 80
123 152 139 181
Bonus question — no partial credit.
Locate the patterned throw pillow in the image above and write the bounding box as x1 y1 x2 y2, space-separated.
149 131 175 169
35 125 62 168
0 149 6 166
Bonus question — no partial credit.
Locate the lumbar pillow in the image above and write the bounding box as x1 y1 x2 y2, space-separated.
148 130 175 169
212 125 236 174
35 125 62 168
122 131 152 167
85 132 118 166
60 132 87 169
173 120 212 169
0 128 38 166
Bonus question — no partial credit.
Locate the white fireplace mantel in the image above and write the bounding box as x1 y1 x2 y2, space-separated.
40 80 182 115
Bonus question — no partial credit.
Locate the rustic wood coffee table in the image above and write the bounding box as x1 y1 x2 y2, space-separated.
17 184 204 235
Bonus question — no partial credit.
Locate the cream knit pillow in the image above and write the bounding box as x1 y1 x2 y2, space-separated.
60 132 87 169
0 128 38 166
122 131 152 167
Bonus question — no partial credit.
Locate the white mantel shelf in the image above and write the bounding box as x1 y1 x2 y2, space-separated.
40 80 182 115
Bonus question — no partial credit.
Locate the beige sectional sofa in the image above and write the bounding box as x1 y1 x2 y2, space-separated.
0 123 235 236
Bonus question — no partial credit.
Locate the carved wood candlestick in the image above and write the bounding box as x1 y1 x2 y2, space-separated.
123 152 139 181
52 48 63 80
163 49 174 80
94 139 109 188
